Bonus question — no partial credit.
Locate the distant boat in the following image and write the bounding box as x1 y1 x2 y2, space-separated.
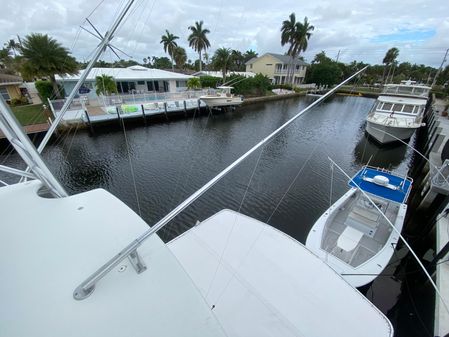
365 80 430 144
306 166 413 288
199 86 243 107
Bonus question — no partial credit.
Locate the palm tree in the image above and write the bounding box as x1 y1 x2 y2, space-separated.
382 47 399 83
5 39 19 56
243 49 258 63
173 46 187 69
160 30 179 70
20 33 78 98
281 14 314 84
187 21 210 72
95 74 117 96
213 47 232 81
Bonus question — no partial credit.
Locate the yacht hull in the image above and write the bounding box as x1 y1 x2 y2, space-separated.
366 119 418 144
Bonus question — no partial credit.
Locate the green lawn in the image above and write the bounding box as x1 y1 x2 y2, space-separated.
11 104 47 126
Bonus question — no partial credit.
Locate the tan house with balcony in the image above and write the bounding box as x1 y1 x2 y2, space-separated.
245 53 308 85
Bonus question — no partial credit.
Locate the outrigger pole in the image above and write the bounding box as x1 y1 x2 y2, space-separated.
73 66 368 300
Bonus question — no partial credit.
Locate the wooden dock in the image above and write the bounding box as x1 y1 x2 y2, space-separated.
0 122 49 139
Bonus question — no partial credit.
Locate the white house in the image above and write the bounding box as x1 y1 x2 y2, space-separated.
56 65 194 100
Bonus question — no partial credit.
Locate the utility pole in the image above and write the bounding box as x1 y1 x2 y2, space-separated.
432 48 449 87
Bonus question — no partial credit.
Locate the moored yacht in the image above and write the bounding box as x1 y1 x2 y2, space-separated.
199 86 243 107
306 166 412 288
365 81 430 144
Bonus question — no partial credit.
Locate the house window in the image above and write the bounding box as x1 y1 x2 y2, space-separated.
250 64 253 69
176 80 187 88
266 64 272 66
137 80 145 85
0 87 10 101
283 64 287 70
147 81 154 91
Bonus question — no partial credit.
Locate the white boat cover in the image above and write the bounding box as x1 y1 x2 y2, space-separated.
169 209 393 337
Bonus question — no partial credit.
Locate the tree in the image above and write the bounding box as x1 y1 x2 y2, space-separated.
243 49 258 63
306 51 342 86
281 13 314 84
187 77 201 89
173 46 187 69
187 21 211 72
150 56 172 69
160 30 179 70
5 39 19 56
95 75 117 96
230 49 245 71
382 47 399 83
20 33 78 98
212 47 232 80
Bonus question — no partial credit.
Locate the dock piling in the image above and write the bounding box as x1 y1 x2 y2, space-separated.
84 110 95 135
141 104 147 126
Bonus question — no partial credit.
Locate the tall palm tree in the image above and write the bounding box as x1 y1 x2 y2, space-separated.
20 33 78 98
382 47 399 83
173 46 187 69
187 21 210 72
243 49 258 63
160 30 179 70
281 14 314 84
213 47 232 81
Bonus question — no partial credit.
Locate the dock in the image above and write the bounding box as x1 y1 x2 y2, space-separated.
0 122 49 139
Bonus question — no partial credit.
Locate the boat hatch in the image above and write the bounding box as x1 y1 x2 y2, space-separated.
349 167 412 203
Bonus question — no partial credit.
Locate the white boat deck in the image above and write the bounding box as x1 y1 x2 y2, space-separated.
322 191 398 267
0 181 226 337
169 209 393 337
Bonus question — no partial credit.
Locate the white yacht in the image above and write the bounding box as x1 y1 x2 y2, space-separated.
199 86 243 107
365 81 430 144
306 166 413 288
0 9 393 334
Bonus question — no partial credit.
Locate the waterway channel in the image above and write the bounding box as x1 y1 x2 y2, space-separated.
1 95 431 336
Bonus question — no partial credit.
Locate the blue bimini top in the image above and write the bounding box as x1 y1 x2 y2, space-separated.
349 166 413 204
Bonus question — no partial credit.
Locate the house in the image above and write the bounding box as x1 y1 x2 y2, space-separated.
55 65 194 100
245 53 308 85
0 73 24 103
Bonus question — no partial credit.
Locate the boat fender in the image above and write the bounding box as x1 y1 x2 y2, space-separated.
421 123 426 127
373 175 389 186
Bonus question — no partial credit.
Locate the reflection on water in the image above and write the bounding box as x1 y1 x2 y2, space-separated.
353 132 409 170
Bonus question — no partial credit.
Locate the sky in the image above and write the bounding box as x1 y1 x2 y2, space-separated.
0 0 448 67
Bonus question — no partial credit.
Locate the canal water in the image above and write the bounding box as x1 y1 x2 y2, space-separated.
1 95 430 336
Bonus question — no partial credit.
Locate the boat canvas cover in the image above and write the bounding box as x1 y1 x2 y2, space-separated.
349 167 412 204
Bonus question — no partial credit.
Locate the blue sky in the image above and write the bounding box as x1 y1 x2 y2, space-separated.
0 0 448 67
372 29 436 43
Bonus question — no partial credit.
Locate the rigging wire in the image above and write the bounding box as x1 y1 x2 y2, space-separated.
205 145 266 300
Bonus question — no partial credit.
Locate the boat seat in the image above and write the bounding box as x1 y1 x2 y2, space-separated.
337 226 364 252
344 204 381 237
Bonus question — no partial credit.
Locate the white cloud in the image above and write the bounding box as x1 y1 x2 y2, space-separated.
0 0 447 67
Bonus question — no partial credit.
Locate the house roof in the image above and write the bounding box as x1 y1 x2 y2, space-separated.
55 65 194 82
0 73 22 86
245 53 308 66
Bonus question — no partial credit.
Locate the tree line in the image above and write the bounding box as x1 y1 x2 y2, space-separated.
0 14 448 101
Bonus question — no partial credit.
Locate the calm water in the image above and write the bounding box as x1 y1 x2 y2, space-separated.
1 95 426 336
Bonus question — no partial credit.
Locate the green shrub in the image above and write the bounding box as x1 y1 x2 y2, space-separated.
10 96 29 106
35 80 54 101
199 75 221 88
226 73 271 97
